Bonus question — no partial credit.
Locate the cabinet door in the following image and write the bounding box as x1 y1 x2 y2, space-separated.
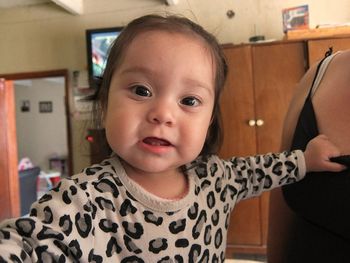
220 45 256 158
221 45 264 256
308 37 350 65
221 42 306 257
252 42 306 251
253 42 306 155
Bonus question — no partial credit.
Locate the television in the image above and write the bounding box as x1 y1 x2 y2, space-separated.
86 27 123 83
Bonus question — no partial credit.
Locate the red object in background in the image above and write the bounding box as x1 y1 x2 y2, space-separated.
49 175 61 187
36 171 61 199
86 135 94 143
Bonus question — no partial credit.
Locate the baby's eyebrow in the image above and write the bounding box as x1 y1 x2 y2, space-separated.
182 78 214 96
120 66 154 76
120 66 214 95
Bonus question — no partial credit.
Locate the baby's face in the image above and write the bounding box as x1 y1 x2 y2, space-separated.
104 30 215 175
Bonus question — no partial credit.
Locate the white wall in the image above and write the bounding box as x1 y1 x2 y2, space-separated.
14 78 68 172
1 0 350 173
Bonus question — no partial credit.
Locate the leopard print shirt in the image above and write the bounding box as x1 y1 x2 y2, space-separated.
0 151 305 262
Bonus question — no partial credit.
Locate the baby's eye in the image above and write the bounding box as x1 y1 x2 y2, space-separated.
132 85 152 97
180 96 201 107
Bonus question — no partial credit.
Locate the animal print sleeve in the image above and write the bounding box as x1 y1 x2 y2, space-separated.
218 150 305 203
0 177 95 262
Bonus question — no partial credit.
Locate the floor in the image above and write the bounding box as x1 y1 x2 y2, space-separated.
226 254 266 263
226 260 265 263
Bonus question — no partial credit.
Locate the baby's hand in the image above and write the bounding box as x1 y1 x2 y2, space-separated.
304 134 346 172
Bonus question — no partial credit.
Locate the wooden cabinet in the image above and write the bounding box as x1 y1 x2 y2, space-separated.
219 41 306 257
308 37 350 64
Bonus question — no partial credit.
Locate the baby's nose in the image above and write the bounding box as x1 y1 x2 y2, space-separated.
147 102 176 126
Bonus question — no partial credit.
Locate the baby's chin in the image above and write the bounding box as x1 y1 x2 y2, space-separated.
118 156 179 174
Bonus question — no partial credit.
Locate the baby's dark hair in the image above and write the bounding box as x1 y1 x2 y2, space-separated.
92 14 228 156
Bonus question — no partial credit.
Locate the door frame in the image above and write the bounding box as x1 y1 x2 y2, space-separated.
0 69 73 176
0 79 20 219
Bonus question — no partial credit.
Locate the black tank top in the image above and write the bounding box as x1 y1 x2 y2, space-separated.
281 50 350 262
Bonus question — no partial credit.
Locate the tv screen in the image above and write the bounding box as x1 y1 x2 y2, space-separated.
86 27 123 81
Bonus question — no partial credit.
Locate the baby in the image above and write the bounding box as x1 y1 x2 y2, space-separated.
0 14 344 262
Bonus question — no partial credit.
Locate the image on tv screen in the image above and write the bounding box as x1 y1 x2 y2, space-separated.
90 31 120 77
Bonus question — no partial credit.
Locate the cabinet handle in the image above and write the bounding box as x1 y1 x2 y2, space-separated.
248 119 256 126
256 119 264 126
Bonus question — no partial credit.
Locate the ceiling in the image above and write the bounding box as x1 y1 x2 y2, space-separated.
0 0 175 14
0 0 83 15
0 0 49 9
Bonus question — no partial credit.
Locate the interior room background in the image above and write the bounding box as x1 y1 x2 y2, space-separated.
1 0 349 174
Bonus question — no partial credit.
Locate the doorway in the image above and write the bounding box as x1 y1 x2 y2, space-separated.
0 70 73 176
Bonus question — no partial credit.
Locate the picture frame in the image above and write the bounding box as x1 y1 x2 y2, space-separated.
39 101 53 113
282 5 309 32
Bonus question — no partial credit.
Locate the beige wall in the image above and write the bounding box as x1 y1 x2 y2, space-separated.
2 0 350 74
14 78 68 172
1 0 350 173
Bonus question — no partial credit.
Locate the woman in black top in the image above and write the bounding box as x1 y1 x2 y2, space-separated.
268 49 350 263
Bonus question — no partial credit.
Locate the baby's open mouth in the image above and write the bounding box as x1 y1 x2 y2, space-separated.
143 137 172 146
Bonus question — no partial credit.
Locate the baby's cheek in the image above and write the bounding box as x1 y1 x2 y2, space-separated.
105 127 122 151
187 128 208 154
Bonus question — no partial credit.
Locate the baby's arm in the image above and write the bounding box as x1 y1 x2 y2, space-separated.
304 134 346 172
0 177 93 262
217 134 344 203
